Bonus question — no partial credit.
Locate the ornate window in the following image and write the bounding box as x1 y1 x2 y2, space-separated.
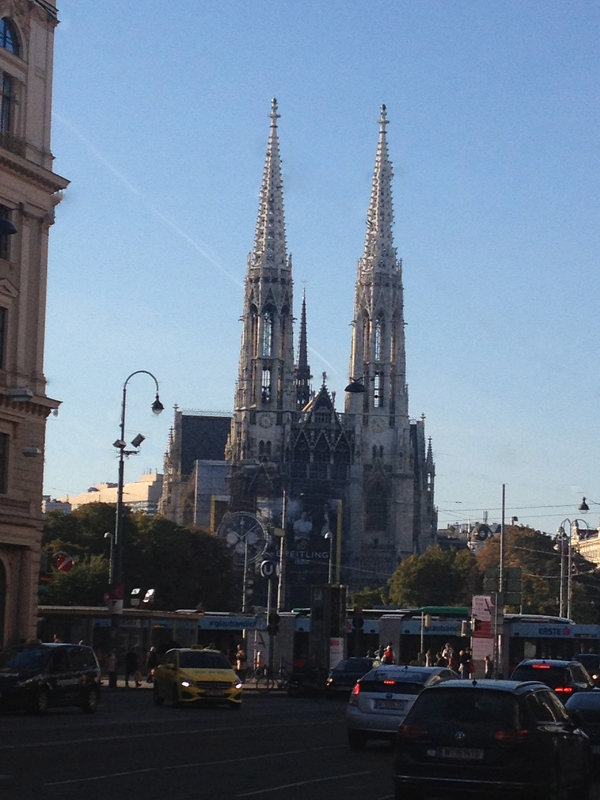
373 371 384 408
374 315 384 361
261 367 271 403
0 204 13 260
0 19 19 56
262 310 273 357
0 73 12 133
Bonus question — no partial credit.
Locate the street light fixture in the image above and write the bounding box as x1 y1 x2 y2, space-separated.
556 517 589 620
112 370 163 611
324 531 334 584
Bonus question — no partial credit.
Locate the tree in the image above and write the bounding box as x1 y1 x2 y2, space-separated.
40 555 108 606
41 508 236 611
388 545 479 607
476 525 600 622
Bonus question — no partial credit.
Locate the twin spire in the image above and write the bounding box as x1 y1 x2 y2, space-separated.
251 98 288 271
362 103 397 269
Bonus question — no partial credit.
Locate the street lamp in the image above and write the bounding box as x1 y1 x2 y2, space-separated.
556 518 589 620
112 370 163 609
324 531 334 584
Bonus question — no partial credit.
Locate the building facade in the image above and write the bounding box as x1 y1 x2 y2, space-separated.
0 1 66 646
224 101 436 605
56 472 164 515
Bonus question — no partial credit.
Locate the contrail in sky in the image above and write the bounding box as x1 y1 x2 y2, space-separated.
55 111 243 288
55 113 344 379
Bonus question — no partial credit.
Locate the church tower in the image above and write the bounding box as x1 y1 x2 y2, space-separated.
344 105 435 583
227 100 296 507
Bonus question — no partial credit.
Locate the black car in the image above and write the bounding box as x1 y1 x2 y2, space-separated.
510 658 595 698
566 690 600 763
0 642 101 713
574 653 600 687
325 657 373 697
394 679 591 799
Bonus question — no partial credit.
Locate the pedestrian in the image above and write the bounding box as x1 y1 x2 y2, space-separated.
484 654 493 678
106 649 117 688
235 643 247 680
146 646 159 683
381 642 395 664
125 648 140 687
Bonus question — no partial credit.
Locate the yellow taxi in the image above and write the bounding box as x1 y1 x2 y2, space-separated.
152 647 242 708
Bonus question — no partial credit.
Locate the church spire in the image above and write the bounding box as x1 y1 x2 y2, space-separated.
362 104 397 271
294 289 312 408
250 98 289 272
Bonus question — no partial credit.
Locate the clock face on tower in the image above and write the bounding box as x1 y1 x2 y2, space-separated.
259 413 274 428
216 512 269 567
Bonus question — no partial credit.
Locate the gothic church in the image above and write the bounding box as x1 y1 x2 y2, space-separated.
161 101 437 607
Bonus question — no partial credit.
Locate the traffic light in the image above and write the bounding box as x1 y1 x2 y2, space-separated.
352 608 364 631
267 610 279 635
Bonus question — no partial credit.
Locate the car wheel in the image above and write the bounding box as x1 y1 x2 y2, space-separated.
81 687 99 713
31 687 49 715
153 685 164 706
348 730 367 750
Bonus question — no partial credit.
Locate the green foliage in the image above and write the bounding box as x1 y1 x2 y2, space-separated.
477 525 600 622
351 586 390 609
41 508 236 611
40 554 108 606
388 545 479 607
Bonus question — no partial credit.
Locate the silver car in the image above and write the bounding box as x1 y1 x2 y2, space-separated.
346 664 457 749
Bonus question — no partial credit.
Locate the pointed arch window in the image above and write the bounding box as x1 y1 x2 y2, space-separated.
374 315 384 361
250 306 259 358
261 367 272 403
366 483 387 530
373 371 384 408
262 309 274 357
0 19 19 56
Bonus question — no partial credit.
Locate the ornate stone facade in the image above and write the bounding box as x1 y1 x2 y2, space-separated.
226 101 437 604
0 1 66 645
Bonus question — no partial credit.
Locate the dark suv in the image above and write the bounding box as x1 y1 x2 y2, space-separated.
0 642 101 713
510 658 594 698
394 679 591 799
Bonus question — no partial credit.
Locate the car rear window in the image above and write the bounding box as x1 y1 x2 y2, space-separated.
410 689 520 727
511 665 570 688
179 651 231 670
0 646 51 671
360 670 434 695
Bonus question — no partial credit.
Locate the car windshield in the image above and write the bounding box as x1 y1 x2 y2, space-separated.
178 651 231 670
0 646 51 671
336 659 370 673
411 689 519 727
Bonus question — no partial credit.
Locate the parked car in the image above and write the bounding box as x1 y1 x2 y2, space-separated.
566 690 600 763
0 641 101 714
573 653 600 687
325 657 373 697
394 679 591 799
346 664 457 749
153 647 242 708
509 658 595 698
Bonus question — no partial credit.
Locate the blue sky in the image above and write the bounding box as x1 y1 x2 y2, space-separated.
44 0 600 536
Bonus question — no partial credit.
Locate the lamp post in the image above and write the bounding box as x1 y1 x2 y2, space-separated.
112 370 163 609
324 531 334 584
556 518 588 620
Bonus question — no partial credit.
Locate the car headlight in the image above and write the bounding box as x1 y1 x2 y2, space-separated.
180 680 191 688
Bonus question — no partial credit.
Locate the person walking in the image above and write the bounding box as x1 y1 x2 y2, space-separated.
125 648 140 687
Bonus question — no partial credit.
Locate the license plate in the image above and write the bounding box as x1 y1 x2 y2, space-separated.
204 689 223 697
440 747 484 760
374 698 405 710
